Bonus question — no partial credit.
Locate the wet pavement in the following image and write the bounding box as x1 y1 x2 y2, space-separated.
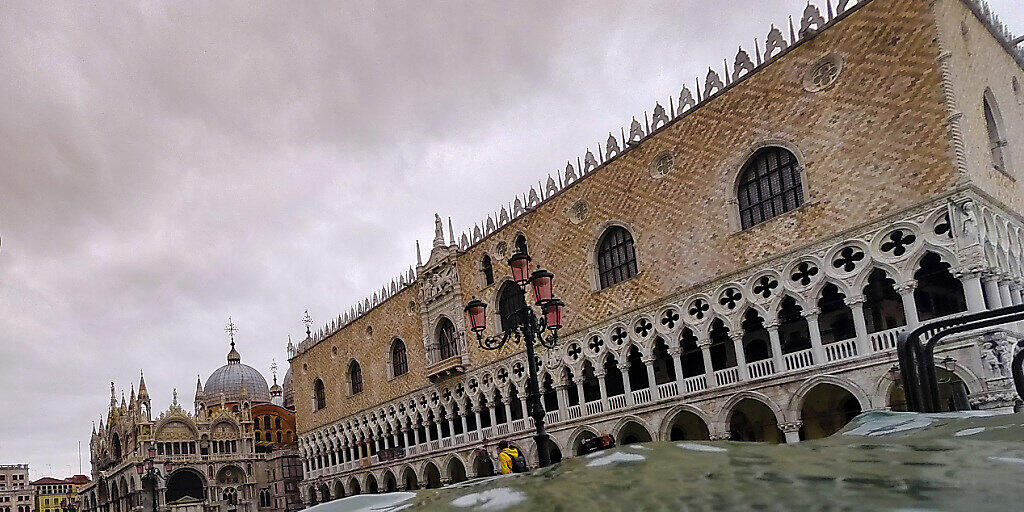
305 410 1024 511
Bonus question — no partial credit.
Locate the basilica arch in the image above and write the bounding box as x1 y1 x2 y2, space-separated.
165 468 205 503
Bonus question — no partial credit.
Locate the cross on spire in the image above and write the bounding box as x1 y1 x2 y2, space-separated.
225 316 238 348
302 310 313 337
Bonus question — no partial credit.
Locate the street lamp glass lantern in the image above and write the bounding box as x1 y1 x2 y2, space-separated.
940 356 957 372
507 252 532 285
148 447 156 459
135 464 143 476
464 299 488 333
164 460 172 472
542 298 564 330
887 364 901 383
529 268 554 304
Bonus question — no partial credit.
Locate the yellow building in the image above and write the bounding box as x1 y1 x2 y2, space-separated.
31 477 88 512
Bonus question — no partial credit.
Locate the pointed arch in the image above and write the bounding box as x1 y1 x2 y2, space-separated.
659 404 713 440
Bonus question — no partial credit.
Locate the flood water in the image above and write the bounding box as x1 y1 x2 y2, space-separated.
306 411 1024 511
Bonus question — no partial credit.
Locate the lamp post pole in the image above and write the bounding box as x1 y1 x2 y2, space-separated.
518 290 550 468
465 253 564 470
136 448 168 512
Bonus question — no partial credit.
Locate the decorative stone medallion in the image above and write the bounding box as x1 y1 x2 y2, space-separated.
567 199 589 225
803 53 843 93
649 150 674 178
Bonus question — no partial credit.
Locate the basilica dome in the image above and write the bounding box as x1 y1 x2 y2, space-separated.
203 343 271 405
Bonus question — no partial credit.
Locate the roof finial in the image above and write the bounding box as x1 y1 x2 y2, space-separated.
448 217 455 246
302 310 312 338
433 213 445 248
225 316 238 348
270 359 279 385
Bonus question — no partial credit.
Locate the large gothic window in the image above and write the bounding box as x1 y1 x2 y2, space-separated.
596 226 638 289
983 90 1010 172
348 361 363 395
437 318 460 360
737 147 804 229
391 338 408 377
498 281 527 332
313 379 326 410
514 234 528 255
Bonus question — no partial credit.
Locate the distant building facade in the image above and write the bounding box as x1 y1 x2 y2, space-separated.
32 476 89 512
288 0 1024 503
77 341 302 512
0 465 34 512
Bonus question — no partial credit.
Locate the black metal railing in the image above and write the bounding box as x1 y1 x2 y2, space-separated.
897 304 1024 412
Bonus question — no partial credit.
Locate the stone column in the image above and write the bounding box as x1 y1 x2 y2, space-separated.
619 362 634 406
384 436 391 449
1008 282 1023 306
460 413 468 436
596 370 609 407
643 357 658 394
780 421 803 444
699 341 716 388
402 429 410 449
447 417 456 438
575 381 586 405
503 400 513 423
982 273 1003 310
412 425 420 445
488 405 497 428
730 333 749 380
998 279 1013 309
766 321 785 373
957 269 987 312
554 384 568 413
519 397 528 421
669 347 685 391
424 421 432 444
803 308 826 364
845 295 871 355
473 408 482 432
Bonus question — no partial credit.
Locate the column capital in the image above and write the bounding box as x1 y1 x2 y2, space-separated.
801 307 821 318
667 346 682 356
728 332 744 343
954 266 985 280
697 340 712 349
843 294 866 306
779 421 803 433
616 362 630 371
765 320 781 330
640 356 656 365
980 270 1002 283
894 281 918 294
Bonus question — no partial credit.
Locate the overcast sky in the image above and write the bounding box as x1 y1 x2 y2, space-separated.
1 0 1021 478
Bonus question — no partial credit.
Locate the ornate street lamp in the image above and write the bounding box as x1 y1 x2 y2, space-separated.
465 254 565 468
136 447 169 512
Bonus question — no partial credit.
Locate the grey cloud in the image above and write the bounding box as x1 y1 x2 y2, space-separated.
1 0 1021 476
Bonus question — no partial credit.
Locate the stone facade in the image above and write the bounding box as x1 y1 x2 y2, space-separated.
289 0 1024 503
77 347 302 512
0 464 34 512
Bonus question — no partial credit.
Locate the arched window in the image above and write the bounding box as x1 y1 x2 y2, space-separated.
437 318 460 360
596 226 638 289
481 254 494 286
737 146 804 229
348 361 363 395
983 90 1009 172
498 281 527 331
514 234 528 255
391 338 408 377
313 379 326 410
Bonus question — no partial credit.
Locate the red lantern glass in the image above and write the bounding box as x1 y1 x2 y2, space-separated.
164 461 172 472
148 447 156 459
464 299 488 333
507 252 532 284
529 268 554 304
135 464 143 476
543 298 564 330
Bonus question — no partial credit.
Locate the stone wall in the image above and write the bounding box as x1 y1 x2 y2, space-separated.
932 0 1024 213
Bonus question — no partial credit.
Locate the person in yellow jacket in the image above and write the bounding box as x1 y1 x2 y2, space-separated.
497 441 522 474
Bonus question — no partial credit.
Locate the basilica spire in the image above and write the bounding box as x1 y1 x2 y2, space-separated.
225 316 241 363
138 370 149 400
